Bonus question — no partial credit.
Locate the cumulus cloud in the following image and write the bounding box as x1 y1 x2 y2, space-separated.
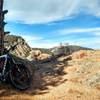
4 0 100 24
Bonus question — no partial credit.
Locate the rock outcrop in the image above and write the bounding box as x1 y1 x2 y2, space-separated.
4 35 31 58
4 35 51 61
27 50 51 61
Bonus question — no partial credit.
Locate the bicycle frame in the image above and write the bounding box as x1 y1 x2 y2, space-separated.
0 46 31 90
0 43 22 81
0 55 8 77
0 54 15 81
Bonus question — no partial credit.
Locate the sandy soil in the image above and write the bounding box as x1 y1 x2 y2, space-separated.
0 50 100 100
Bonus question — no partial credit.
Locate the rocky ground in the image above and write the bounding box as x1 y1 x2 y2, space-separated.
0 50 100 100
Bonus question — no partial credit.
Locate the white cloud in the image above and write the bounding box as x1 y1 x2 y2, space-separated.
20 35 43 42
93 32 100 36
10 33 100 49
28 42 58 48
58 27 100 35
27 37 100 49
72 38 100 49
4 0 100 24
19 35 59 48
11 34 43 44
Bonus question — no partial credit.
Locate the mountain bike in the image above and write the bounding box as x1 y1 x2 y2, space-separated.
0 43 32 90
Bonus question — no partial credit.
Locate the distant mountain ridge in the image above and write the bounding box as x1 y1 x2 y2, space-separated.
50 45 93 56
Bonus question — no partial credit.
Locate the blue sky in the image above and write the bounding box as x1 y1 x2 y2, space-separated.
4 0 100 49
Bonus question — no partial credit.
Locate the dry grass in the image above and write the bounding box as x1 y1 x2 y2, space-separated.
0 50 100 100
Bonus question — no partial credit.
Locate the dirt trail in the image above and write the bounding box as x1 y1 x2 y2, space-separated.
0 50 100 100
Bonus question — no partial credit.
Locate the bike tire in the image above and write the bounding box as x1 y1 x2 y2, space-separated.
9 63 32 90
